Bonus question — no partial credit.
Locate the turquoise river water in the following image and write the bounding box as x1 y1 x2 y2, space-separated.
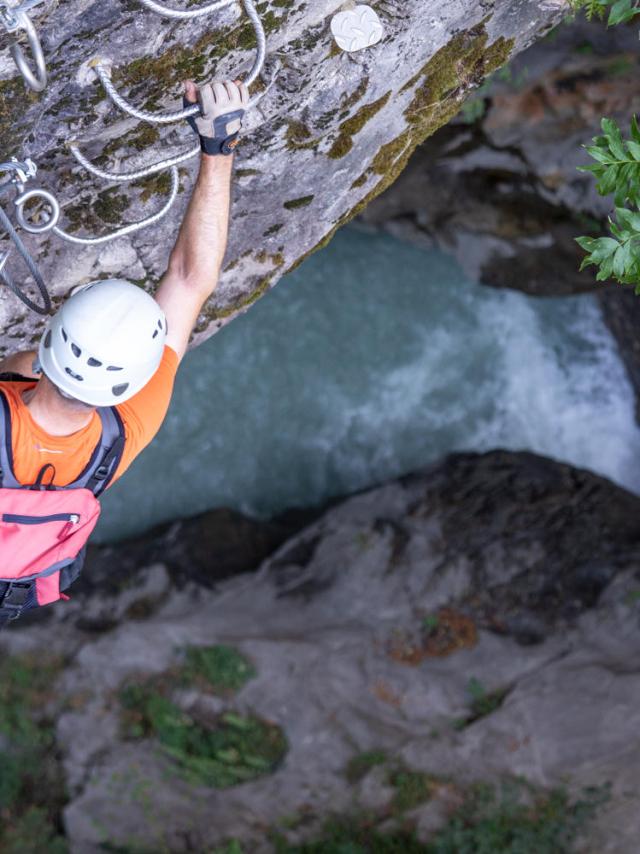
97 227 640 542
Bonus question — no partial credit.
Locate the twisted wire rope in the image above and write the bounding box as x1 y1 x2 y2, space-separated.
0 203 51 313
53 165 179 245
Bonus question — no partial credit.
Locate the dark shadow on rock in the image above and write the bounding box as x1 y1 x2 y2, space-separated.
77 504 322 597
405 450 640 643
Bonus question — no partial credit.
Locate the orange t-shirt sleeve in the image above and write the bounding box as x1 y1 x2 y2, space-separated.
111 345 179 482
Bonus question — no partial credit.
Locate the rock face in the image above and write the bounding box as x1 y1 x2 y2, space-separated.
361 15 640 297
0 0 565 354
360 13 640 420
5 450 640 852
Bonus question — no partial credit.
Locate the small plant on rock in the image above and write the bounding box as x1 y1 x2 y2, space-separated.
452 677 509 730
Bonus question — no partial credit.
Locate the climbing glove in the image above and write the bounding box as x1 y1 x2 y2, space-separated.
184 80 249 156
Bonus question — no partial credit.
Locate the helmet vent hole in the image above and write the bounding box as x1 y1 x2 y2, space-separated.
87 357 102 367
65 367 84 382
43 330 52 349
71 343 81 358
112 382 129 397
157 319 163 329
61 328 68 342
107 365 123 372
152 329 158 339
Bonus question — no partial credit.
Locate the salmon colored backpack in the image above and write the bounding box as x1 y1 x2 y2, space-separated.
0 380 125 627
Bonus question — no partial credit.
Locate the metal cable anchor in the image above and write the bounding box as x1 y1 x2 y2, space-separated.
0 0 48 92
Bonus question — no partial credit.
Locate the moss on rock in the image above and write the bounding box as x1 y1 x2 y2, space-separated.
286 20 514 276
284 195 314 210
327 91 392 160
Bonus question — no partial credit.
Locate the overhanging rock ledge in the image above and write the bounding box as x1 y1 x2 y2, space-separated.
0 0 568 352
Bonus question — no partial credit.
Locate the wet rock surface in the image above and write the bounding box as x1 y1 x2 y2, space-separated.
3 449 640 852
0 0 564 354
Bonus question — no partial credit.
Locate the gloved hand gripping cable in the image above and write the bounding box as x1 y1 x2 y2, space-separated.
184 80 250 156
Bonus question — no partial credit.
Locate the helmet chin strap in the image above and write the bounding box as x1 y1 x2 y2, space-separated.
31 355 43 375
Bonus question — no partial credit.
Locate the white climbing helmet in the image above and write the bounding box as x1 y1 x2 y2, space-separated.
39 278 167 406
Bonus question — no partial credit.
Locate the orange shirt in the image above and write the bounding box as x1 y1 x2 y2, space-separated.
0 345 179 488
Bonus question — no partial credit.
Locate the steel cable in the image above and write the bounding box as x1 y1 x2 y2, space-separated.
0 203 51 314
138 0 236 19
93 0 265 124
68 141 200 182
52 166 179 245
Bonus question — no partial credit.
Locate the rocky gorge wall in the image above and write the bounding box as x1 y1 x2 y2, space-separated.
5 450 640 852
0 0 566 355
359 14 640 416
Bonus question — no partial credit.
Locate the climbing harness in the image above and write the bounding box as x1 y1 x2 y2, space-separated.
0 0 48 91
0 0 270 315
0 158 53 313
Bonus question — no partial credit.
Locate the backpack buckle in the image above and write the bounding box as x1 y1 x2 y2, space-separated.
94 464 110 480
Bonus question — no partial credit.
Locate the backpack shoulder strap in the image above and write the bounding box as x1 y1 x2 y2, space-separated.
67 406 126 498
0 389 21 489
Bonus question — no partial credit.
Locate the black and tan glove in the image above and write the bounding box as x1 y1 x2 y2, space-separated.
184 80 249 156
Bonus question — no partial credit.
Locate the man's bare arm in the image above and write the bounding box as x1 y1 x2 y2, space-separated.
155 154 232 361
155 79 247 362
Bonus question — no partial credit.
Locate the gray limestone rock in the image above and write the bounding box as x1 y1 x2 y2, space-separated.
361 15 640 297
0 0 567 354
4 449 640 852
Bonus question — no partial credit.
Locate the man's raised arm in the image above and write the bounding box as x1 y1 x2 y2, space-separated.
155 79 248 361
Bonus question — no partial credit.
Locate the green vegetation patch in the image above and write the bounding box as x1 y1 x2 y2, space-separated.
132 170 174 203
453 677 509 730
121 685 286 788
119 644 285 788
94 188 130 224
181 644 257 693
388 767 438 813
425 780 609 853
571 0 640 25
284 195 315 210
273 818 426 853
0 653 67 853
328 91 392 159
344 749 388 784
271 779 608 854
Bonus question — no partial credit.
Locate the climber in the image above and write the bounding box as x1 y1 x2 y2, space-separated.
0 78 249 627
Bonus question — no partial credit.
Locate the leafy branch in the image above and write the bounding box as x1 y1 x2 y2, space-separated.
570 0 640 24
576 117 640 290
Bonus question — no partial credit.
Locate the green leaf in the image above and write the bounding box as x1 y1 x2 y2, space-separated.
591 237 620 262
602 118 626 160
575 236 598 252
608 0 636 24
616 207 640 232
585 145 616 165
597 253 616 281
609 218 625 240
598 164 620 195
631 115 640 144
613 242 631 278
626 141 640 161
